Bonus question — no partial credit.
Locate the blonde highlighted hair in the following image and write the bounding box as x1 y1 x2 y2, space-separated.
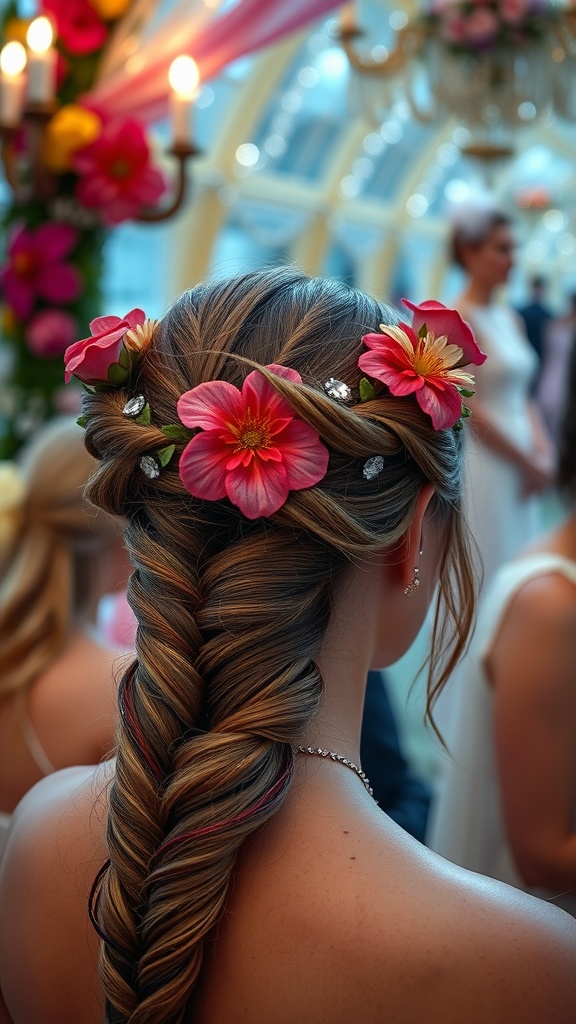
0 417 115 699
83 268 476 1023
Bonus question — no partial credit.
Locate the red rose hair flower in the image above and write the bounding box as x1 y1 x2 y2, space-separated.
177 364 329 520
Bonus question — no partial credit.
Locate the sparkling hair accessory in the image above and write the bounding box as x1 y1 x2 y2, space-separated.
358 297 487 431
177 363 330 520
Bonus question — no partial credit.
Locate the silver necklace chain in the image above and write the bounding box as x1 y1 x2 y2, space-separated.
295 745 374 797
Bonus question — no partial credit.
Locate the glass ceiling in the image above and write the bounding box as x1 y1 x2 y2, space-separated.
5 0 570 315
178 0 576 310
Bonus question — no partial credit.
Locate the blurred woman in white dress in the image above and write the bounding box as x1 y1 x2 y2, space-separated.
429 342 576 915
451 204 554 589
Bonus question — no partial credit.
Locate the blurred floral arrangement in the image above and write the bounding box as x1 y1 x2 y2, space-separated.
0 0 167 457
425 0 555 54
0 0 348 456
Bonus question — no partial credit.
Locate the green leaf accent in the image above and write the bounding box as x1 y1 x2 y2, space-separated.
461 405 471 418
107 362 130 386
418 322 428 339
161 423 193 442
359 377 376 402
76 414 88 429
117 343 132 372
80 382 97 394
452 419 464 432
135 403 152 426
157 444 176 468
459 388 475 399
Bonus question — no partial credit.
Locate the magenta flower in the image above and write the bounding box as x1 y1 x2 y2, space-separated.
177 364 330 519
359 300 485 430
402 299 486 367
1 222 81 321
42 0 107 56
64 308 145 384
74 119 166 225
26 308 77 357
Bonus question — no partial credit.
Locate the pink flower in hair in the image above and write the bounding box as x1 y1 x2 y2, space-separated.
359 299 486 431
177 365 330 520
64 308 145 385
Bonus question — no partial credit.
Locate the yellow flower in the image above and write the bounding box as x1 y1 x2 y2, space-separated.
125 319 159 355
4 18 30 46
43 105 102 174
88 0 132 19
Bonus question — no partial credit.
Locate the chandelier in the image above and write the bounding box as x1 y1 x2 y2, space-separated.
339 1 576 158
0 16 200 222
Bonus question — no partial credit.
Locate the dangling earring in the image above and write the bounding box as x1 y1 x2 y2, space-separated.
404 568 420 596
404 549 423 597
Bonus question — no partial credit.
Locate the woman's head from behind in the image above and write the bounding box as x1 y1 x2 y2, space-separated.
450 202 514 289
81 268 475 1022
0 417 121 698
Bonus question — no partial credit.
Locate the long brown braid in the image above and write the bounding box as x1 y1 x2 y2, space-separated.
83 268 475 1022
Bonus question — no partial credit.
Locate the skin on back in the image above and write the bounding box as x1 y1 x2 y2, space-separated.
2 761 576 1024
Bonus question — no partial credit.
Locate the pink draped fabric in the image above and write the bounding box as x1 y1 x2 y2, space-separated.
84 0 342 124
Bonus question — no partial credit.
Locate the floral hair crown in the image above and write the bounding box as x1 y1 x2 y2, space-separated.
64 297 485 520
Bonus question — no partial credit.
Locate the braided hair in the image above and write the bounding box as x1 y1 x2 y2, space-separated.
83 268 475 1022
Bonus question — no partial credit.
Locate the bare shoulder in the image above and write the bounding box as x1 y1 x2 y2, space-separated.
200 789 576 1024
488 570 576 694
399 843 576 1023
330 820 576 1023
0 763 111 1024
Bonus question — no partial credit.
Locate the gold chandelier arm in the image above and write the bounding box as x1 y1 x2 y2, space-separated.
338 22 426 77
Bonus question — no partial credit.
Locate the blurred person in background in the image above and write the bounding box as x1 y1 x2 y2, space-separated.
450 202 555 591
517 274 553 388
429 339 576 915
0 418 129 856
536 292 576 444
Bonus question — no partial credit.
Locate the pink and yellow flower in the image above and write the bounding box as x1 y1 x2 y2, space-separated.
74 118 166 226
177 365 330 520
359 299 486 430
0 222 82 321
64 307 145 384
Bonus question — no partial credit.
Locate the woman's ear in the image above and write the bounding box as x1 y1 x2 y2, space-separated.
394 483 436 593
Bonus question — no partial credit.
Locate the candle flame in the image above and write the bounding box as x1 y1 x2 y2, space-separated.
27 16 54 55
169 55 200 99
0 41 27 77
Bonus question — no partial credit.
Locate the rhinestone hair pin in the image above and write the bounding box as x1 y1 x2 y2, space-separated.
123 394 146 417
363 455 384 481
139 455 161 479
324 378 353 404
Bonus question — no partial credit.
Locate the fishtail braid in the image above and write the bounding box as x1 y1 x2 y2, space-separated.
83 268 476 1022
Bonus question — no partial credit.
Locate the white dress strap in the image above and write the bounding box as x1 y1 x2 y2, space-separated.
475 552 576 664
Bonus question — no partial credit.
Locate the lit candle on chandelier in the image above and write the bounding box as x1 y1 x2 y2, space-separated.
0 41 27 126
168 55 200 147
26 16 57 105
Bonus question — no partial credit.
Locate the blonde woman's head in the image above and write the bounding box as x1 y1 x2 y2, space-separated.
0 417 122 698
